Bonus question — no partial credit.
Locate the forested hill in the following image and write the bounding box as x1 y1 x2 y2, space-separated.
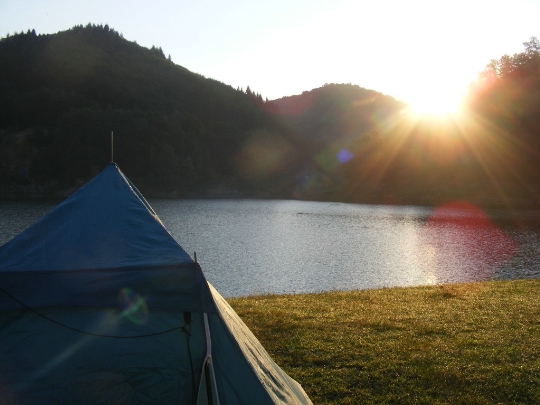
269 40 540 209
0 24 298 197
270 84 406 143
3 25 540 208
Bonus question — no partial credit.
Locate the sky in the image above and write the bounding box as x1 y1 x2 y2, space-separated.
2 0 540 113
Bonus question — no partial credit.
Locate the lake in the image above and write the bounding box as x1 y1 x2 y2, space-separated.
1 199 540 297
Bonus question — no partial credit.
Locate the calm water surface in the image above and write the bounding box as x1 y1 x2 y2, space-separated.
1 199 540 297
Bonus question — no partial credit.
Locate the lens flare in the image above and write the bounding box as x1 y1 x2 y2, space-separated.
118 288 149 325
337 149 354 163
235 130 293 181
420 201 519 282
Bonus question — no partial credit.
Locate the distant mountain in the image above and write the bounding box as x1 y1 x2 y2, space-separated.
270 84 406 143
267 84 409 202
272 80 540 208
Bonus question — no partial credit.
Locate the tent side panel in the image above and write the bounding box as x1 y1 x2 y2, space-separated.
207 284 312 405
0 263 214 313
0 308 208 404
0 163 194 273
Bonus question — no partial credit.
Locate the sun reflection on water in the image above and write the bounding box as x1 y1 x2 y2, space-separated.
419 201 519 283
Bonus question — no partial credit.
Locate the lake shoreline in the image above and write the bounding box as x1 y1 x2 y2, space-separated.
3 192 540 213
3 199 540 296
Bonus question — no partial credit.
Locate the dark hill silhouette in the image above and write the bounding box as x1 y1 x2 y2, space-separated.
2 26 540 209
267 84 408 201
0 24 293 197
270 84 406 143
271 77 540 208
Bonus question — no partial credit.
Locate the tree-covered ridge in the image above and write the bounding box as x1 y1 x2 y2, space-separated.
481 37 540 80
269 40 540 208
2 25 540 208
460 37 540 206
0 24 288 196
266 84 409 202
467 37 540 136
270 83 406 143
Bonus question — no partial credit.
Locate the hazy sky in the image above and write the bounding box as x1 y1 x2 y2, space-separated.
2 0 540 112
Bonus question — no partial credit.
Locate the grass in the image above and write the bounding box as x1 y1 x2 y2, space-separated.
228 280 540 404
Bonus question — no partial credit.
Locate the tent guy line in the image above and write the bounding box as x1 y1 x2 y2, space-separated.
0 286 187 338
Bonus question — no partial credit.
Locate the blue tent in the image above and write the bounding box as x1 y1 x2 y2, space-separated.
0 163 312 405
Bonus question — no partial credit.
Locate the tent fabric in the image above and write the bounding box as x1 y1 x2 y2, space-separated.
209 283 310 404
0 163 312 405
0 163 193 272
0 308 207 404
0 163 214 313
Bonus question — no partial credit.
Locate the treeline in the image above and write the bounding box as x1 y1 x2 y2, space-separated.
2 25 540 208
0 24 295 197
272 40 540 208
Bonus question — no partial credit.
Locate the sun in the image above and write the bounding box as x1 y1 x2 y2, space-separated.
406 89 464 116
401 76 468 117
409 97 461 116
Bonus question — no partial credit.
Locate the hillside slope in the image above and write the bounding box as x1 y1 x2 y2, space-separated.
271 84 406 143
3 26 540 208
0 24 292 196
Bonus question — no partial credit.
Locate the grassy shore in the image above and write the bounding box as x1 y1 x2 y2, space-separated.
228 280 540 404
